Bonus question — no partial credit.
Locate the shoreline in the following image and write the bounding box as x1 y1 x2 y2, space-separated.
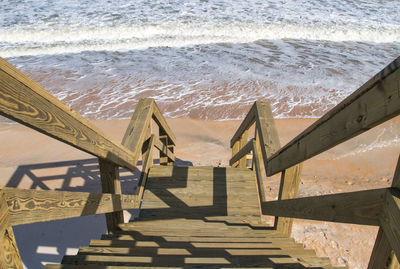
1 116 400 268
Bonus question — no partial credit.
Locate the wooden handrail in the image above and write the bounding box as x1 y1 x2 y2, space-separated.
230 57 400 266
0 187 139 226
0 57 137 171
0 58 177 267
229 139 253 166
266 57 400 176
261 188 386 226
0 191 23 269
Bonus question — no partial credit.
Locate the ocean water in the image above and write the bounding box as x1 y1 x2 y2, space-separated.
1 0 399 120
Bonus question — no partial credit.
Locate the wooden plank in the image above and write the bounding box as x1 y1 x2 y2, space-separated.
121 98 154 166
368 157 400 268
151 101 176 146
253 139 266 203
99 159 124 233
1 187 139 226
275 163 303 237
159 131 169 165
0 57 137 171
238 129 249 168
230 103 256 147
267 57 400 176
379 188 400 262
368 228 396 269
231 140 240 167
153 136 175 162
0 191 23 269
137 135 155 203
254 101 281 161
262 188 387 225
229 139 253 166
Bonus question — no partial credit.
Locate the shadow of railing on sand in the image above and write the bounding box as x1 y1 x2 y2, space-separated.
5 158 138 268
6 157 192 268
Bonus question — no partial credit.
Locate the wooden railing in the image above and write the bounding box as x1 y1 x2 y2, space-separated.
0 57 175 268
230 56 400 268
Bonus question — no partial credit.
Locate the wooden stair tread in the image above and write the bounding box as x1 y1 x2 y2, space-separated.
51 166 343 268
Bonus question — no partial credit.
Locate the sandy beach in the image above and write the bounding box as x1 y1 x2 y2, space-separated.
1 116 400 268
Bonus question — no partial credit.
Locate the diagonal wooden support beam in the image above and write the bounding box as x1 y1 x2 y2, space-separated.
0 57 137 170
267 57 400 176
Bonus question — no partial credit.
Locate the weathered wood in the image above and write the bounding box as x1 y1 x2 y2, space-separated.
229 139 253 166
99 159 124 233
121 98 154 166
380 188 400 261
0 191 23 269
1 187 138 226
238 130 249 168
159 131 169 166
262 188 387 225
267 57 400 176
368 157 400 268
230 103 256 148
368 228 397 269
252 139 266 203
254 101 281 161
153 136 175 163
151 101 176 146
0 57 137 171
137 135 155 202
231 140 240 167
275 163 303 237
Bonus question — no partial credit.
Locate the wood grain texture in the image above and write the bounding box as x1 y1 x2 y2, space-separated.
121 98 154 166
229 139 253 166
230 103 256 147
231 140 240 168
252 138 266 203
275 163 303 237
368 228 397 269
159 131 169 166
380 188 400 262
0 192 23 269
99 159 124 233
0 57 137 171
1 187 139 226
262 188 387 225
368 158 400 268
254 101 281 161
267 57 400 176
151 101 176 146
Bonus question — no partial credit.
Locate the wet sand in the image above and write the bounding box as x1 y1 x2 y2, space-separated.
1 117 400 268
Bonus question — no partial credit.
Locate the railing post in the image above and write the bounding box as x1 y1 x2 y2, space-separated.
238 130 249 168
231 140 240 168
159 131 169 166
0 191 23 269
98 159 124 234
274 164 303 237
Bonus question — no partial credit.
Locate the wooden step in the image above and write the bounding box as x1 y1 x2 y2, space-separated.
50 166 344 268
61 253 336 268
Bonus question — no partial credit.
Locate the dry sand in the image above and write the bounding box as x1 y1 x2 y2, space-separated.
1 116 400 268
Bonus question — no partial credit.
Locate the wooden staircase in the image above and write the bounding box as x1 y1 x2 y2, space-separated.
1 57 400 268
46 166 342 268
